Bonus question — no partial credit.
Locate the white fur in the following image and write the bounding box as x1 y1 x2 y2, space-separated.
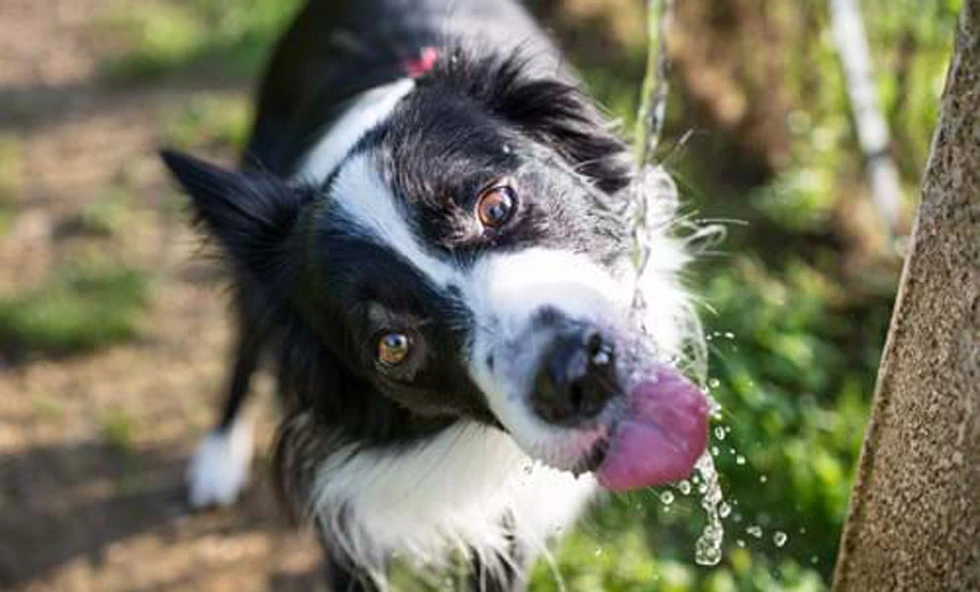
187 418 253 508
329 153 458 287
313 423 596 579
298 78 416 184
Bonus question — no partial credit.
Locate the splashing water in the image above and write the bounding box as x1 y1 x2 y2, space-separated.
773 531 789 548
718 501 732 519
693 452 725 566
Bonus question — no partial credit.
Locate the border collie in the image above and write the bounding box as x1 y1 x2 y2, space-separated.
161 1 709 589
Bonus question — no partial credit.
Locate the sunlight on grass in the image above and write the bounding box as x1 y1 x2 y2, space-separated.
56 187 133 239
100 406 138 453
0 263 151 356
161 93 252 152
95 0 302 82
0 134 23 234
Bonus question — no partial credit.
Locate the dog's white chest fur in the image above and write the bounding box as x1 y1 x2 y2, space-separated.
312 424 596 570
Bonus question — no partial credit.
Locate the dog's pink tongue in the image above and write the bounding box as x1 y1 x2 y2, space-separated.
597 367 710 491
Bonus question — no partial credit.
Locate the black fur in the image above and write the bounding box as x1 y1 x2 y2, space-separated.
161 1 637 589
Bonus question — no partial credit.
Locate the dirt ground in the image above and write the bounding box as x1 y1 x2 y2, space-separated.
0 1 328 590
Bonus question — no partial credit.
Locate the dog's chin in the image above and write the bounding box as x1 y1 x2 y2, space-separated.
515 365 710 492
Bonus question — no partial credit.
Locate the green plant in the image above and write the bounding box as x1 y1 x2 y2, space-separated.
161 93 252 152
96 0 302 82
0 263 151 356
0 134 23 234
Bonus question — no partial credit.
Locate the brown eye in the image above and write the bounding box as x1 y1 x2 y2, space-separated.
476 183 516 228
377 332 411 366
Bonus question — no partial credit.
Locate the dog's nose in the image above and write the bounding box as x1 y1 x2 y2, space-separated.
531 327 617 425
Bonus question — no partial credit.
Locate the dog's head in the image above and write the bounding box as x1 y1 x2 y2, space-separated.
162 53 708 491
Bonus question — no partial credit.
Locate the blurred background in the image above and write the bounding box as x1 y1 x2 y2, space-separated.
0 0 960 590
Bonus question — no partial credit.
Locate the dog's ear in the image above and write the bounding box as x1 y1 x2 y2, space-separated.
160 149 309 281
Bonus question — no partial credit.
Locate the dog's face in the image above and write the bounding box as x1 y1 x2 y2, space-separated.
163 54 708 490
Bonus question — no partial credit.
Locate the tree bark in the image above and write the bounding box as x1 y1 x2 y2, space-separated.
833 2 980 590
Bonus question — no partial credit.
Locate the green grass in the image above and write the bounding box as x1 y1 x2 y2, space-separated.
96 0 302 83
161 93 252 152
57 187 133 238
0 263 151 357
0 134 23 235
100 406 138 453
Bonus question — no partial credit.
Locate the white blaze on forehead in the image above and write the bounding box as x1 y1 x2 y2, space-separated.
293 75 458 290
467 248 631 334
329 152 459 288
297 78 416 185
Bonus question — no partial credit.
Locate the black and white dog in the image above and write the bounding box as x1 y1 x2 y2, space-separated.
161 1 709 589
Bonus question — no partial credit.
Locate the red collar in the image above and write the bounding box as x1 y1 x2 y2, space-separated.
401 47 438 78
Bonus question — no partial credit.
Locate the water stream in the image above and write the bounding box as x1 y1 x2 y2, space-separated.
693 451 725 565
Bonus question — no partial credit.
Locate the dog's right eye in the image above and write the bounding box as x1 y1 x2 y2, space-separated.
377 331 411 366
476 182 517 229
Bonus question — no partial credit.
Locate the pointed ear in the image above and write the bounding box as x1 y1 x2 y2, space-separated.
160 149 309 279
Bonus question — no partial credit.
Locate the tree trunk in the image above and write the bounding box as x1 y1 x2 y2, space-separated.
833 2 980 590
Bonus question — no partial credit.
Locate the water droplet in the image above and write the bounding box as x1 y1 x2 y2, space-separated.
708 378 721 389
729 447 736 454
736 455 746 465
719 502 731 518
736 539 746 548
714 426 726 440
711 446 719 456
773 531 788 547
724 332 735 339
706 395 723 418
759 475 768 484
799 527 807 535
660 491 675 505
746 525 763 539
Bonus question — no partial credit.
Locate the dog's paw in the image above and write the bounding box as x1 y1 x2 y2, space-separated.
186 420 253 509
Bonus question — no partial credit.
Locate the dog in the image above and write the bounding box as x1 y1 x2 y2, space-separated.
161 1 710 590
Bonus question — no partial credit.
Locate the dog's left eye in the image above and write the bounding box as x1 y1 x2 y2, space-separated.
476 182 517 228
377 331 411 366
